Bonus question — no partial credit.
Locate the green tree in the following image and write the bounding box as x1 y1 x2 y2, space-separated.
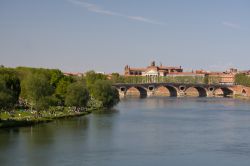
110 73 125 83
23 73 54 110
89 80 119 108
204 75 209 84
0 80 17 110
235 74 250 86
85 71 107 87
49 69 64 87
55 76 74 104
65 82 90 111
0 68 21 110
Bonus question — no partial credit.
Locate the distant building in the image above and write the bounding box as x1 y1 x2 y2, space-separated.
196 68 238 85
207 73 235 85
124 61 183 77
124 61 184 83
123 61 241 84
227 68 238 74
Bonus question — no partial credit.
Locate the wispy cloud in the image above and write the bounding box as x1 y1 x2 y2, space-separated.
222 21 241 30
68 0 166 25
127 16 164 25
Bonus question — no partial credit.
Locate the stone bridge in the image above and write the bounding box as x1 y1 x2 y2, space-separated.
112 83 249 98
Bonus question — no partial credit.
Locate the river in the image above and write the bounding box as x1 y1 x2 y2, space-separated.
1 97 250 166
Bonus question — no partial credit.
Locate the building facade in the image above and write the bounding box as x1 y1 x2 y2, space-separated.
196 68 238 85
124 61 184 82
124 62 239 85
124 61 183 76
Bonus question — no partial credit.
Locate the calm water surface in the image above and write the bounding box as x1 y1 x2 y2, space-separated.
1 97 250 166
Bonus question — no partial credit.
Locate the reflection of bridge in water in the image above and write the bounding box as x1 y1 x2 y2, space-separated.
113 83 236 98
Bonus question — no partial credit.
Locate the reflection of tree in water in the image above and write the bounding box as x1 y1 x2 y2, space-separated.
0 128 20 166
25 117 91 166
22 124 55 166
0 117 91 166
82 109 118 163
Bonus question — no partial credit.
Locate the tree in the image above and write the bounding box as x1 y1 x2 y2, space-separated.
55 76 74 105
110 73 125 83
235 74 250 86
0 80 17 110
49 69 64 87
85 71 107 87
0 68 21 110
65 82 90 111
23 73 54 110
89 80 119 109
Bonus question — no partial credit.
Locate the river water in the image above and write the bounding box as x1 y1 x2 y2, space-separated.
1 97 250 166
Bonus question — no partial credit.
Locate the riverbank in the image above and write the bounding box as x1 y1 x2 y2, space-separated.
234 94 250 100
0 107 92 128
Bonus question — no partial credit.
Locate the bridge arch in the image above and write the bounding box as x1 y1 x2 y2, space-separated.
179 85 186 92
148 85 155 91
208 86 215 92
126 86 147 98
214 87 234 97
155 85 178 97
120 86 126 92
185 86 207 97
242 89 247 95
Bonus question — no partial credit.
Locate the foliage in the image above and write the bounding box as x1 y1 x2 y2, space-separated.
110 73 125 83
65 82 90 110
49 69 64 87
0 68 21 110
1 67 120 114
55 76 74 104
204 75 209 84
235 74 250 87
120 76 205 84
0 82 17 110
22 73 54 110
17 67 52 99
87 97 103 110
85 71 107 87
89 80 119 108
161 76 204 84
113 75 221 84
16 67 64 87
207 76 220 84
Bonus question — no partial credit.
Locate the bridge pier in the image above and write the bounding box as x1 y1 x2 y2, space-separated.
206 92 215 97
118 87 127 98
147 90 154 97
177 85 186 97
147 85 155 97
118 91 126 98
206 86 215 97
178 91 186 97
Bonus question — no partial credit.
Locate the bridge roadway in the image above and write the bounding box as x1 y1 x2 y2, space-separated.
112 83 235 98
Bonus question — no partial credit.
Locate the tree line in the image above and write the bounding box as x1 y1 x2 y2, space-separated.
0 67 119 112
109 73 221 84
235 74 250 87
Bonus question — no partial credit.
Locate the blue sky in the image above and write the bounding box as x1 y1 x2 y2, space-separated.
0 0 250 73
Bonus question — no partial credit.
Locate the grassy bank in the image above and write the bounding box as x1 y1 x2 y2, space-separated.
0 107 92 128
